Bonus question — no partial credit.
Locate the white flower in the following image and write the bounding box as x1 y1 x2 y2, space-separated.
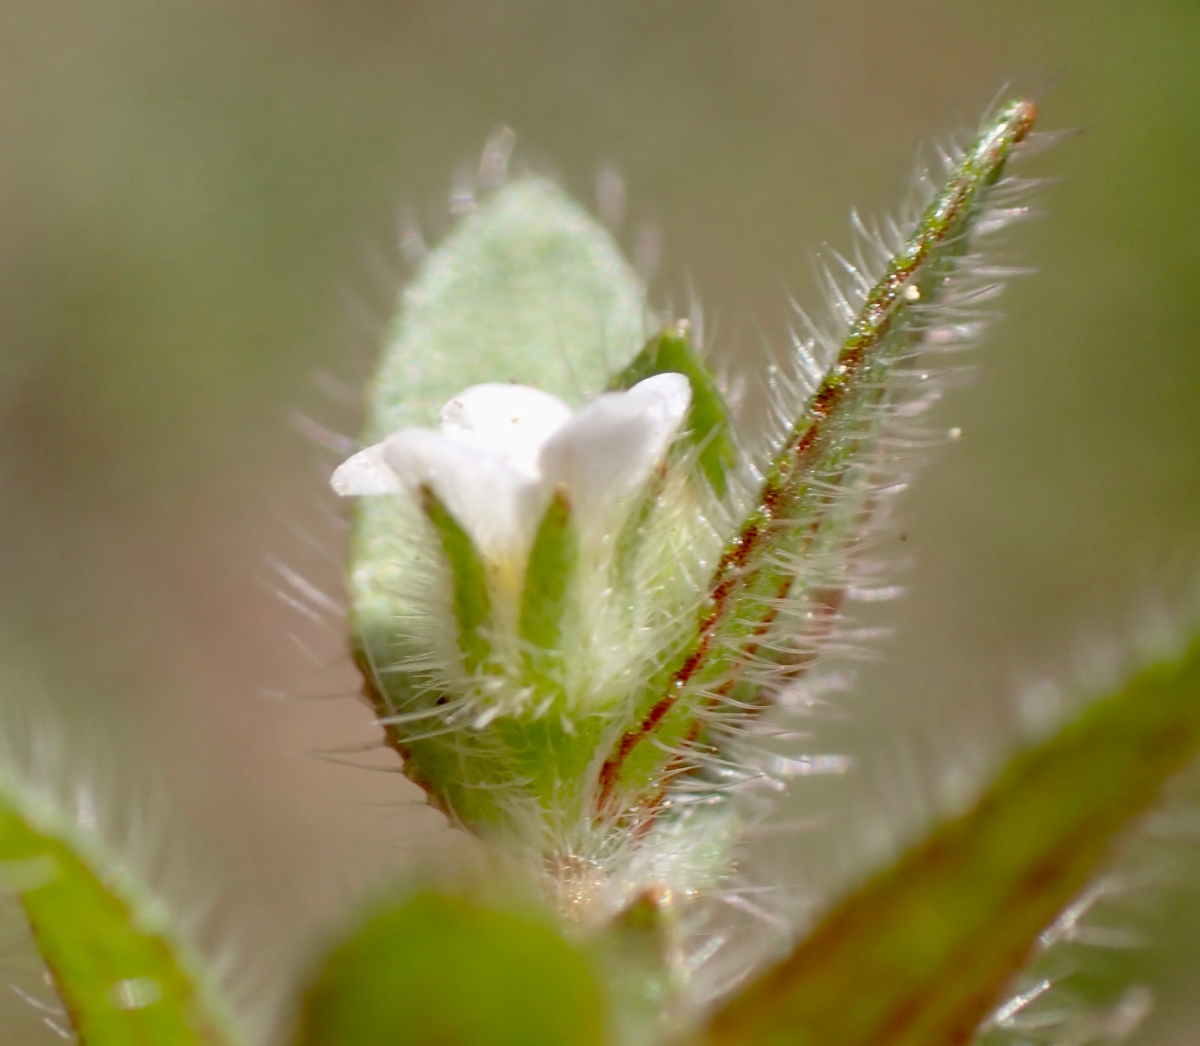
332 374 692 564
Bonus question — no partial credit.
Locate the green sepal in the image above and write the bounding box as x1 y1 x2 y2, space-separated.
369 487 604 834
520 490 578 681
0 792 238 1046
701 630 1200 1046
609 326 737 496
420 484 492 676
295 890 608 1046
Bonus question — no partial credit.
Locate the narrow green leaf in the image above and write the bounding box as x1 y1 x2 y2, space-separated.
420 484 492 675
0 793 238 1046
702 631 1200 1046
597 100 1038 813
609 325 737 496
520 491 578 676
296 891 608 1046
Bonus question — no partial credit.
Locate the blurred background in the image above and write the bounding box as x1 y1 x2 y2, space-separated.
0 0 1197 1041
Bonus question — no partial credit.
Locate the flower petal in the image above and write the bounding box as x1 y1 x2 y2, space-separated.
382 429 545 560
330 444 403 496
623 372 694 436
440 384 573 477
539 372 691 534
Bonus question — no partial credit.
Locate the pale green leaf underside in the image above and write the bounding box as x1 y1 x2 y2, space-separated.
703 632 1200 1046
366 177 648 440
0 792 236 1046
296 891 607 1046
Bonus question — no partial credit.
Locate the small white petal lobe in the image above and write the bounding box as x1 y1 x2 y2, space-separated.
330 445 403 496
382 429 544 560
540 373 691 533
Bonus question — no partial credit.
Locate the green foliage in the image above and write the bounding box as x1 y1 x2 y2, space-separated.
521 491 580 678
0 788 238 1046
598 101 1037 815
7 94 1200 1046
295 891 608 1046
345 177 652 841
702 634 1200 1046
366 177 647 440
342 105 1038 870
350 175 647 700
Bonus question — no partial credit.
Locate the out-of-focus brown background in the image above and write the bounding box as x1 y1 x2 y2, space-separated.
0 1 1197 1041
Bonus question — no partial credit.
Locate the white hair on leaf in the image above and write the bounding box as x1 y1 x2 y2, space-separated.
0 674 279 1046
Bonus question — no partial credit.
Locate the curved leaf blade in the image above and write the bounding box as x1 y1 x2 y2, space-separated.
0 794 237 1046
703 632 1200 1046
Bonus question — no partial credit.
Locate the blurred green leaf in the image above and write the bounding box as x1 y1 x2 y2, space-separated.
702 632 1200 1046
296 890 608 1046
0 794 237 1046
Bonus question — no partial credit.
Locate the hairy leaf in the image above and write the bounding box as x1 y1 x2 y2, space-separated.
367 177 647 439
702 631 1200 1046
597 100 1038 816
348 178 650 838
0 791 238 1046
